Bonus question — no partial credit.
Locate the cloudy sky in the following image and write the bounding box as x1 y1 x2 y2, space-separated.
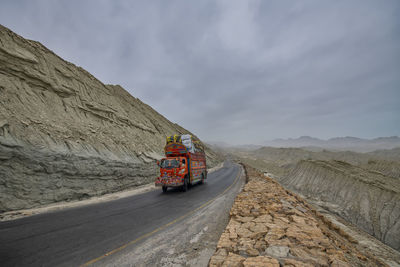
1 0 399 144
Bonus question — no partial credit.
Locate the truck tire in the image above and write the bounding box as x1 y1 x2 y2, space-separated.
200 173 205 184
162 186 168 193
182 178 188 192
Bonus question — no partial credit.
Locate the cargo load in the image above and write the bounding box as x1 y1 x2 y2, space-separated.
181 134 194 153
166 134 181 144
165 134 203 153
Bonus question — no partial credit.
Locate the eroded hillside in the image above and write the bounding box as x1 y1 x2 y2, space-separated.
237 146 400 180
280 160 400 251
0 25 221 212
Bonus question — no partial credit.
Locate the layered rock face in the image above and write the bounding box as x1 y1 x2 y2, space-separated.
363 160 400 179
209 166 387 266
280 160 400 251
0 25 221 212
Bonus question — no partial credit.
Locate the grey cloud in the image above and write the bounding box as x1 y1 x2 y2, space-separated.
1 0 399 144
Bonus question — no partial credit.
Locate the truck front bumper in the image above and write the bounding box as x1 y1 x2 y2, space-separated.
155 176 184 187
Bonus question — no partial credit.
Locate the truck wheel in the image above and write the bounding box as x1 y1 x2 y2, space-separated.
182 178 188 192
162 186 168 193
200 174 204 184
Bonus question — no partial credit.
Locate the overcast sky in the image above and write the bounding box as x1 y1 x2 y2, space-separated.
1 0 399 144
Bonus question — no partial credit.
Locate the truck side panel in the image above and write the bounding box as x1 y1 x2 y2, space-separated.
189 152 206 183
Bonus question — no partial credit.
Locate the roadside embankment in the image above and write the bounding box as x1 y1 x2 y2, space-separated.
209 165 390 267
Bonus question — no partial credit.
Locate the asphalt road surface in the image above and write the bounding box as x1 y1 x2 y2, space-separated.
0 162 241 267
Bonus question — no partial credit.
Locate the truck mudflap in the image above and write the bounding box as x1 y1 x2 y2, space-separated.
155 176 184 187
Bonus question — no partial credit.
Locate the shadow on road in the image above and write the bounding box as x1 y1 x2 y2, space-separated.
158 181 208 195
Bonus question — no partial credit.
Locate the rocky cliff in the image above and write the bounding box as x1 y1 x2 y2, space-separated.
280 160 400 251
0 25 221 212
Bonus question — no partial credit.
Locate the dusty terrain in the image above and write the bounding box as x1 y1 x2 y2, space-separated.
0 25 221 212
237 146 400 178
262 136 400 152
225 146 400 252
209 165 400 266
281 160 400 251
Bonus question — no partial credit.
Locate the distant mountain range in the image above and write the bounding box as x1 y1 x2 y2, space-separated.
262 136 400 153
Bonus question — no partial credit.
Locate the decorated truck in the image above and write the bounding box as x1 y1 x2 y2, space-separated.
155 134 207 193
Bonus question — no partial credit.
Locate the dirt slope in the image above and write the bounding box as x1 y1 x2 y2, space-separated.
0 25 221 212
363 160 400 179
280 160 400 251
237 146 400 180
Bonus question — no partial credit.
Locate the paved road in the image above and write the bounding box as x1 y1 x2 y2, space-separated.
0 162 240 267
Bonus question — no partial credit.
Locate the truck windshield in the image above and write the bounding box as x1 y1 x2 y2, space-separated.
160 159 180 169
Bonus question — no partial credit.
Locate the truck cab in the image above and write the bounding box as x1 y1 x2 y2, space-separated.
159 157 188 179
156 156 188 192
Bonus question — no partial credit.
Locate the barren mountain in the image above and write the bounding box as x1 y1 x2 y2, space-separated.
368 147 400 161
263 136 400 152
238 146 400 180
0 25 221 212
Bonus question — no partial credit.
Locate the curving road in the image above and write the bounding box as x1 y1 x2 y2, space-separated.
0 162 241 267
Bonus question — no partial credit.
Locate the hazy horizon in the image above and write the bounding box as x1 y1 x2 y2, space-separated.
1 0 399 143
206 135 400 146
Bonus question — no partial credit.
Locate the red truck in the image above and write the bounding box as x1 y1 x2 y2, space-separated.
155 135 207 193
